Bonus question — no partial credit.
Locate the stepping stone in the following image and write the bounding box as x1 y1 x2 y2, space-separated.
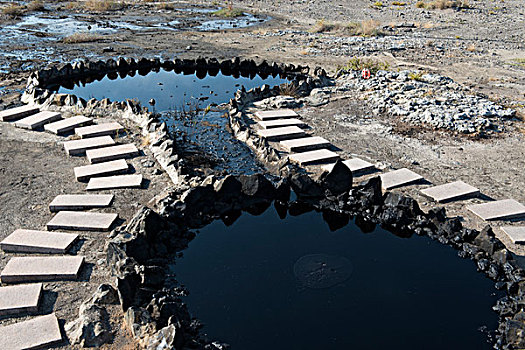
420 180 480 203
1 256 84 283
254 109 298 121
14 111 62 130
63 135 115 156
44 115 92 135
257 126 305 141
0 229 78 254
87 174 143 191
49 194 114 212
0 314 62 349
0 105 39 121
86 143 139 164
280 136 331 152
76 122 123 138
0 283 42 316
467 199 525 221
380 168 424 190
323 158 376 175
74 159 129 181
258 118 306 129
501 227 525 244
47 211 118 231
288 149 340 166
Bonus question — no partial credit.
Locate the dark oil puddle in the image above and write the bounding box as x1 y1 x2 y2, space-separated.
172 206 500 350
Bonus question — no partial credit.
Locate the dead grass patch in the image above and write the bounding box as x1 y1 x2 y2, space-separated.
84 0 123 12
339 57 390 74
63 32 103 43
311 19 383 37
417 0 470 9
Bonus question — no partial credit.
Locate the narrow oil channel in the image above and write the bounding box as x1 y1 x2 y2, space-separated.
172 205 500 350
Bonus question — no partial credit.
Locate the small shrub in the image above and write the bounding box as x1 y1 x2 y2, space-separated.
279 83 300 98
2 4 25 16
425 0 470 9
311 19 335 33
27 0 45 12
339 57 390 75
392 1 407 5
212 3 244 18
63 32 103 43
408 71 424 81
466 44 477 52
372 1 384 8
84 0 122 12
346 20 383 37
416 1 426 8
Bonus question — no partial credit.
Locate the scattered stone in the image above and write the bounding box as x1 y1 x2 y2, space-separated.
1 256 84 283
0 105 39 121
280 136 331 152
74 159 129 181
501 227 525 244
75 122 123 138
420 180 480 203
288 149 339 166
0 229 78 254
0 283 42 316
49 194 114 211
0 314 62 349
468 200 525 221
323 158 376 175
257 126 305 141
65 300 112 347
47 211 118 231
14 111 62 130
86 174 143 191
254 108 298 120
63 136 115 156
44 115 92 134
258 118 306 129
86 143 139 164
379 168 424 190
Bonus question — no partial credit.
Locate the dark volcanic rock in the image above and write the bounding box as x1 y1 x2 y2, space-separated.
319 160 353 195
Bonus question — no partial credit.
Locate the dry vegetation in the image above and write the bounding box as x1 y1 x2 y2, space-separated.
2 0 45 17
62 32 103 43
84 0 123 12
311 19 383 37
416 0 471 9
338 57 390 74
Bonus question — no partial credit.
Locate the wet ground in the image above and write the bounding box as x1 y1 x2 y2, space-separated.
172 204 500 350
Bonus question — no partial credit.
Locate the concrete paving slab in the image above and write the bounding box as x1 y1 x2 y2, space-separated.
323 158 376 175
76 122 123 138
47 211 118 231
254 109 298 121
74 159 128 181
0 229 78 254
0 283 42 316
0 313 61 349
44 115 92 135
468 199 525 221
1 256 84 283
258 118 306 129
14 111 62 130
420 180 480 203
289 149 340 166
280 136 331 152
86 143 139 164
380 168 425 190
87 174 143 191
63 135 115 156
501 227 525 244
49 194 114 211
0 105 39 121
257 126 305 141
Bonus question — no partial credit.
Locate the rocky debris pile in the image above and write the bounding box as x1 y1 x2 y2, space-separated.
335 69 516 134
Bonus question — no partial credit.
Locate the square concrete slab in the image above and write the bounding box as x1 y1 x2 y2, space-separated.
47 211 118 231
0 229 78 254
501 227 525 244
75 122 123 138
49 194 114 212
1 256 84 283
63 135 115 156
420 180 480 203
86 143 139 164
280 136 331 152
289 149 340 166
257 126 305 141
74 159 129 181
0 283 42 316
258 118 306 129
14 111 62 130
468 199 525 221
0 313 62 349
44 115 92 135
254 109 298 121
323 158 376 175
380 168 425 190
0 105 39 121
87 174 143 191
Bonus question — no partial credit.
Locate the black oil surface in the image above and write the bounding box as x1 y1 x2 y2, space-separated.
173 206 500 350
